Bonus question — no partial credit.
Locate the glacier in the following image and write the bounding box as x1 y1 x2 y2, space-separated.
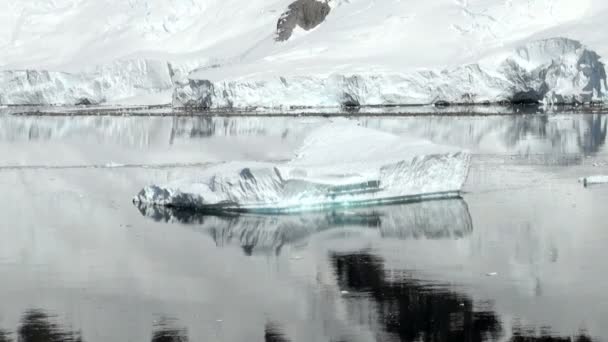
174 38 608 108
1 0 608 108
133 120 471 212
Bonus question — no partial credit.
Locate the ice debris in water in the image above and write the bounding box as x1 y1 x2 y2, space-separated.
580 175 608 187
133 119 471 213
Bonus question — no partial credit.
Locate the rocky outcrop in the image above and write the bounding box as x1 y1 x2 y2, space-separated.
175 38 608 109
276 0 331 41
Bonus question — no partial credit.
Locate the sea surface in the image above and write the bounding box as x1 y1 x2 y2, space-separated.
0 110 607 342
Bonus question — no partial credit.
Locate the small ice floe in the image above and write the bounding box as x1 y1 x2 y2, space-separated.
579 175 608 187
105 162 125 168
290 256 303 260
486 272 498 277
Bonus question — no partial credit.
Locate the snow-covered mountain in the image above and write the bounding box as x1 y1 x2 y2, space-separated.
1 0 607 107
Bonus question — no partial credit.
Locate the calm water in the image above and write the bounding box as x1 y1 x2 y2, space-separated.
0 112 607 341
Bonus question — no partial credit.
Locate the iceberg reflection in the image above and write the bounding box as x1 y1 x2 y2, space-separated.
136 199 473 255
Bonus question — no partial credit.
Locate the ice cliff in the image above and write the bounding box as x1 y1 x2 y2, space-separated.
175 38 608 108
1 0 607 107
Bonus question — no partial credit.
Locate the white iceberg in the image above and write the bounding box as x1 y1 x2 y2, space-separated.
580 175 608 187
133 120 470 213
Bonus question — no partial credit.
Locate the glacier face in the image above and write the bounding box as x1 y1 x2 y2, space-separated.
176 38 608 108
0 59 204 105
133 120 471 212
2 0 608 107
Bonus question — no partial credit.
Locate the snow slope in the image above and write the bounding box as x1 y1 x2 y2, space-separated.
1 0 607 106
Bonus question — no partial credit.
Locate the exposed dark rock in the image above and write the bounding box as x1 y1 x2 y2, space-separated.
579 49 607 97
434 100 451 107
276 0 331 41
173 79 215 108
510 90 542 104
75 98 94 106
341 92 360 107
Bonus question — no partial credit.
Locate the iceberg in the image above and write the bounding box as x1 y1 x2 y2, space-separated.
135 199 473 255
580 175 608 187
133 120 470 213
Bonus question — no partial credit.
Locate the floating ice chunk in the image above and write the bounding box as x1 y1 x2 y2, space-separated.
580 175 608 187
133 120 470 212
105 162 125 168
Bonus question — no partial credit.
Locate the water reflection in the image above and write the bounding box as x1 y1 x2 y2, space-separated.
332 251 502 342
135 199 473 256
362 114 608 156
511 325 593 342
264 322 291 342
17 309 83 342
578 115 608 154
330 251 596 342
0 311 195 342
1 114 607 157
151 318 189 342
0 330 10 342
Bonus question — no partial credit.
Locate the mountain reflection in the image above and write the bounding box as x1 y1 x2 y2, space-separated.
151 318 189 342
264 322 291 342
136 199 473 256
0 330 10 342
511 332 593 342
332 251 502 342
2 114 607 156
578 114 608 154
363 114 608 157
17 309 83 342
330 251 596 342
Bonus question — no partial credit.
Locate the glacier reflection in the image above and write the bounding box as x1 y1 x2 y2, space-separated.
135 199 473 256
1 114 606 157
